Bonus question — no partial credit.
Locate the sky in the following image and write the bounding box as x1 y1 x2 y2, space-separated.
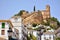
0 0 60 21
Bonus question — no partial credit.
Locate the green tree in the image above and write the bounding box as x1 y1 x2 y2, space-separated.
50 17 57 21
56 38 60 40
50 25 57 29
50 17 60 25
32 23 37 27
42 21 50 26
50 17 60 29
14 10 25 16
33 6 36 11
30 34 37 40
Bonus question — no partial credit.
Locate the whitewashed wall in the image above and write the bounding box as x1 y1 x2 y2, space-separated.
41 35 54 40
10 17 22 27
0 22 9 40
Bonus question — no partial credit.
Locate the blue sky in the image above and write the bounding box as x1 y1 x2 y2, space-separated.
0 0 60 21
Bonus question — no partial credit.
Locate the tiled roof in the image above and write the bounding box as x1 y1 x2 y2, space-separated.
43 31 54 35
0 20 13 28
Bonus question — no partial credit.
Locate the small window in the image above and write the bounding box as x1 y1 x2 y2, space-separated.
44 37 46 39
1 30 5 35
2 23 5 28
49 37 51 39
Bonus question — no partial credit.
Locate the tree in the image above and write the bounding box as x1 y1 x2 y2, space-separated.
33 6 36 11
42 21 50 26
50 17 57 21
30 34 37 40
50 17 60 26
14 10 25 16
50 17 60 25
49 17 60 29
32 23 37 27
56 37 60 40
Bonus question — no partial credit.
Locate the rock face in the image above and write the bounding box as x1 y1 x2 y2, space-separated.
20 5 50 25
23 11 43 25
13 5 50 25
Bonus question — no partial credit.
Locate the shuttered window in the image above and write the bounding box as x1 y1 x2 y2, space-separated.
2 23 5 28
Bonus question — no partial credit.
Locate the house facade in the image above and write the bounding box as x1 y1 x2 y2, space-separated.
41 31 55 40
10 16 28 40
0 20 13 40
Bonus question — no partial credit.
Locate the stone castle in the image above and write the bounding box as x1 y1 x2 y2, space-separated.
17 5 50 25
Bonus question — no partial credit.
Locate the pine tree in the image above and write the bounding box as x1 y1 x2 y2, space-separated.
34 6 36 11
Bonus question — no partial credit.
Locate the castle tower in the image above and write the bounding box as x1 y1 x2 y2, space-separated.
46 5 50 11
46 5 50 18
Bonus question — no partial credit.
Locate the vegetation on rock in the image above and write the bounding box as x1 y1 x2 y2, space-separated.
56 37 60 40
32 23 37 27
14 10 25 16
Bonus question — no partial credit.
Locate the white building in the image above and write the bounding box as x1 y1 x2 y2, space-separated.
10 16 28 40
27 24 45 40
0 20 13 40
41 31 55 40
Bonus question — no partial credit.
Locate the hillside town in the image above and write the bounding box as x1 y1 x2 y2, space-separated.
0 5 60 40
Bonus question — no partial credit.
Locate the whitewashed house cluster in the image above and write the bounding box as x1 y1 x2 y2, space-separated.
41 26 55 40
0 16 28 40
27 24 55 40
0 16 56 40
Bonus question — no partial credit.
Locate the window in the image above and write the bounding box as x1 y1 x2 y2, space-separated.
44 37 46 40
2 23 5 28
49 37 51 40
1 30 5 35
